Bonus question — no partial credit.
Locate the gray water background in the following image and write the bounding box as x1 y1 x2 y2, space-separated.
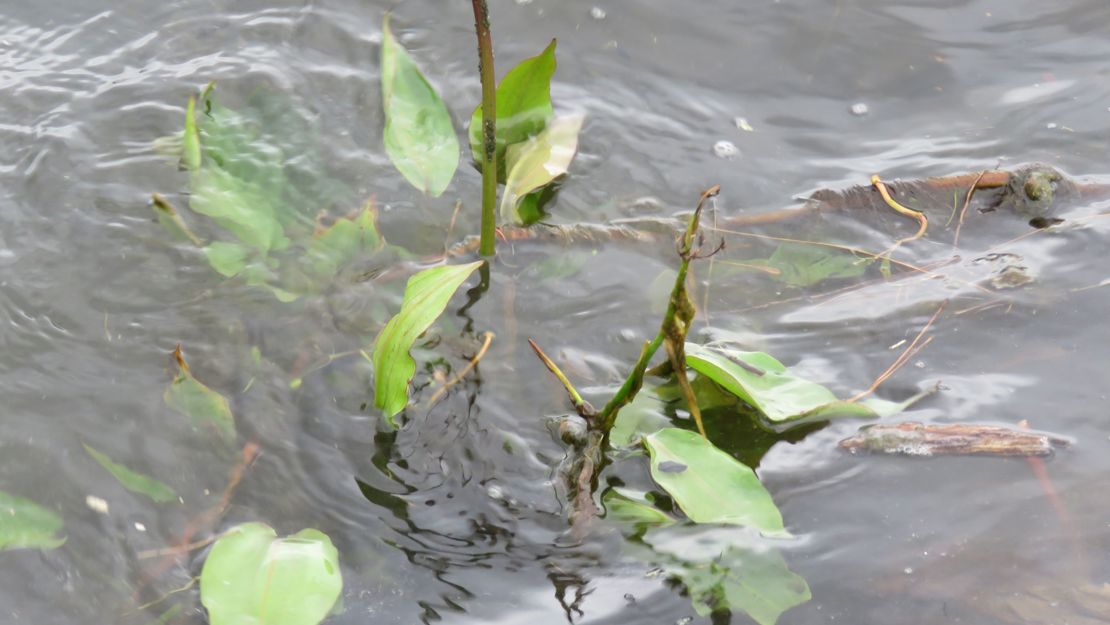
2 0 1110 623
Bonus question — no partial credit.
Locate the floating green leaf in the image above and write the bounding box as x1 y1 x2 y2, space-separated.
182 95 202 171
371 261 483 425
200 522 342 625
0 490 65 552
164 348 236 442
744 243 870 287
500 114 584 224
83 445 177 504
380 15 459 197
685 343 922 431
642 428 784 535
468 39 557 175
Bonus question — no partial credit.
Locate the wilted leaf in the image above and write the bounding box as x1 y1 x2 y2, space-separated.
745 243 870 287
643 428 785 535
468 39 557 176
164 347 236 442
685 343 923 431
83 445 177 504
0 490 65 552
371 261 483 425
500 113 584 224
381 15 459 197
200 522 342 625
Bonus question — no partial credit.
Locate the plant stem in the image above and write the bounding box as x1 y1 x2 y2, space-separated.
596 332 663 432
471 0 498 257
529 339 596 419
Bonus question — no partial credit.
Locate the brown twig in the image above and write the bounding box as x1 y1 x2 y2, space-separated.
425 331 494 406
143 441 260 583
848 300 946 402
953 169 987 249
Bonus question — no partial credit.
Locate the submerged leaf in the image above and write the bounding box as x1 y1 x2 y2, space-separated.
603 488 674 527
500 113 584 224
643 428 785 535
83 445 177 503
189 166 290 254
305 202 385 278
660 538 811 624
380 15 459 197
371 261 483 425
745 243 870 287
200 522 342 625
164 347 236 442
203 241 252 278
685 343 921 431
0 491 65 552
182 95 202 171
468 39 557 175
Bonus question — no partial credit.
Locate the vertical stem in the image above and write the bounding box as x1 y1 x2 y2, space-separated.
471 0 498 257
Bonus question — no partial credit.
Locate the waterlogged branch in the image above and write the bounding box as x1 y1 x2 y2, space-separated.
471 0 498 257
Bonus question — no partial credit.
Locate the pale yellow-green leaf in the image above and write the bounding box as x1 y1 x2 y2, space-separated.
499 113 584 224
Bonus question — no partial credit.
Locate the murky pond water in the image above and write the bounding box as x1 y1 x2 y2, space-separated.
3 1 1110 623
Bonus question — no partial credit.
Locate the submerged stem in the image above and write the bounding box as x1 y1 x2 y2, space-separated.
471 0 498 257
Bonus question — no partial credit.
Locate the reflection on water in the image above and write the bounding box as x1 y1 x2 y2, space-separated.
2 0 1109 623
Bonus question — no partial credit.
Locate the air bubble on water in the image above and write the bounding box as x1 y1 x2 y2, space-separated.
1046 122 1058 129
713 140 739 159
590 6 607 19
487 484 505 500
734 117 754 132
850 102 870 116
675 618 693 625
904 567 914 575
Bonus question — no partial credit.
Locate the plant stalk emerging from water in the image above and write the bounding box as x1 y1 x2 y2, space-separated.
471 0 498 257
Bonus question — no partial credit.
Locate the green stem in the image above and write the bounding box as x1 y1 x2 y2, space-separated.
596 332 663 432
471 0 498 257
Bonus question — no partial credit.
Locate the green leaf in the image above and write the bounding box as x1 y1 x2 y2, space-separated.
0 490 65 551
609 386 671 448
685 343 921 431
203 241 252 278
371 261 483 425
200 522 342 625
603 488 675 527
84 445 177 503
468 39 557 175
164 349 237 442
305 203 385 278
380 15 459 197
500 113 584 224
182 95 202 171
744 243 871 287
660 539 810 624
189 166 290 253
642 428 785 535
